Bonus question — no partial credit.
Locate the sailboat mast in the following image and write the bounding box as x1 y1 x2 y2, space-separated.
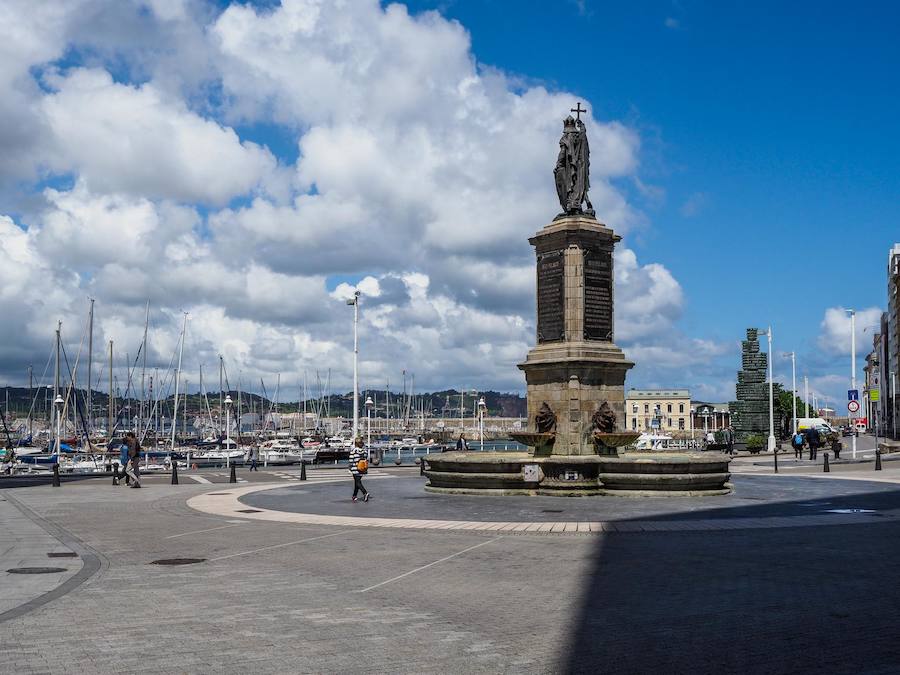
28 364 33 438
107 340 113 442
171 313 187 451
219 355 224 438
140 300 149 440
86 298 93 436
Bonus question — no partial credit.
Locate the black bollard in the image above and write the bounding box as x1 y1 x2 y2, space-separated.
773 448 778 474
171 462 179 485
824 453 830 472
229 463 237 483
300 461 307 481
420 458 426 476
52 463 61 487
876 449 883 471
112 462 120 486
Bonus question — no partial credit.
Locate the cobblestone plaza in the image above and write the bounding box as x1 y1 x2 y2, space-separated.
4 456 900 674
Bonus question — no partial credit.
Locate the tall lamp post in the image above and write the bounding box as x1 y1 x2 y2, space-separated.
347 291 360 441
762 326 776 452
365 395 374 456
847 309 857 458
784 351 797 435
478 397 486 451
54 394 64 464
224 394 232 469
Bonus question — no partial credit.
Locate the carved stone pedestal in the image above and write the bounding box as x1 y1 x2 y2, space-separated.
517 215 634 455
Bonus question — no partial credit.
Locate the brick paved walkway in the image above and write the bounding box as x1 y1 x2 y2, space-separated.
3 472 900 673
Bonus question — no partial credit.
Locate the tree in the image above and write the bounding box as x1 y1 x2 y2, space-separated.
772 383 817 438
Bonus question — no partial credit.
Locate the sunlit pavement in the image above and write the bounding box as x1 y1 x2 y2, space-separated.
4 466 900 673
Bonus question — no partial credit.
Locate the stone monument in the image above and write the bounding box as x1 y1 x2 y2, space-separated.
424 105 731 496
729 328 770 440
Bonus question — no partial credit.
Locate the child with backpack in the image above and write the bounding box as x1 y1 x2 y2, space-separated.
348 436 369 502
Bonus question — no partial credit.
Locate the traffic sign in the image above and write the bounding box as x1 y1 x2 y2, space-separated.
848 400 860 413
848 389 859 401
871 389 880 402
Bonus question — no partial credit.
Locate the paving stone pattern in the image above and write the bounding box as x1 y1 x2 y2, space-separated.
3 474 900 673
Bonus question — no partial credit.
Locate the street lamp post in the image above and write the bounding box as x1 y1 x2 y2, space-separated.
847 309 857 458
54 394 63 466
365 395 374 457
762 327 776 452
347 291 360 441
224 394 232 469
478 397 486 451
784 352 797 435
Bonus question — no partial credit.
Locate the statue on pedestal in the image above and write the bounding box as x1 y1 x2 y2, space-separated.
554 103 594 217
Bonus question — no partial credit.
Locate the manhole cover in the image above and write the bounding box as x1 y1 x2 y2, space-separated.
47 552 78 558
150 558 206 566
7 567 68 574
542 509 564 513
236 509 262 513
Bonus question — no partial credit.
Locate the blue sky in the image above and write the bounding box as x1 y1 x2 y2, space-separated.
402 0 900 398
1 0 897 406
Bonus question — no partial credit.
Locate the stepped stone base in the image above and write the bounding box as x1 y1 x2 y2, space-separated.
424 452 732 497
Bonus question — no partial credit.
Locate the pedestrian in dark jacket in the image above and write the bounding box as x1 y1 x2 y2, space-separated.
248 445 259 471
456 434 469 452
124 432 141 488
831 436 842 460
348 437 369 502
806 427 821 461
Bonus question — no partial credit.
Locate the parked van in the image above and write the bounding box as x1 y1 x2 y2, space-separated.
796 418 837 436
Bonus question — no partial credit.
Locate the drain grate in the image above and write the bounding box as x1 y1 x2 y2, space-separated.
542 509 564 513
207 493 232 496
7 567 68 574
150 558 206 566
236 509 262 513
47 552 78 558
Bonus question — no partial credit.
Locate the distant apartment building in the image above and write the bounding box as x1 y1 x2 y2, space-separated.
885 244 900 434
625 389 691 432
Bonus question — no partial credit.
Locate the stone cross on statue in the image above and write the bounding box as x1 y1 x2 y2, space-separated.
570 102 586 122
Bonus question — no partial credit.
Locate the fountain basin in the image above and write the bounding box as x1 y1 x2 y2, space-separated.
424 452 731 497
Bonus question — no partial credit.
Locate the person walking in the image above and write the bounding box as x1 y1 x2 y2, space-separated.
456 434 469 452
806 426 821 461
348 436 369 503
123 432 141 488
248 445 259 471
117 439 130 485
725 426 735 456
791 430 805 460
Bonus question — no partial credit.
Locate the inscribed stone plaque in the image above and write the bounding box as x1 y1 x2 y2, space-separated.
537 251 564 342
584 250 613 341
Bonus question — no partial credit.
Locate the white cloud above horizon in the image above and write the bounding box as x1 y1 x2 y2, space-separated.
0 0 750 402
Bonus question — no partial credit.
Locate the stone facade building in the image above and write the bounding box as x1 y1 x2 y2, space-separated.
625 389 691 432
886 245 900 436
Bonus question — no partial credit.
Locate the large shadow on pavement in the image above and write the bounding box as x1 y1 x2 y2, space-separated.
563 486 900 674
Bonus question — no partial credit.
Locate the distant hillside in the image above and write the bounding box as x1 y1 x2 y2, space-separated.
0 386 526 419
